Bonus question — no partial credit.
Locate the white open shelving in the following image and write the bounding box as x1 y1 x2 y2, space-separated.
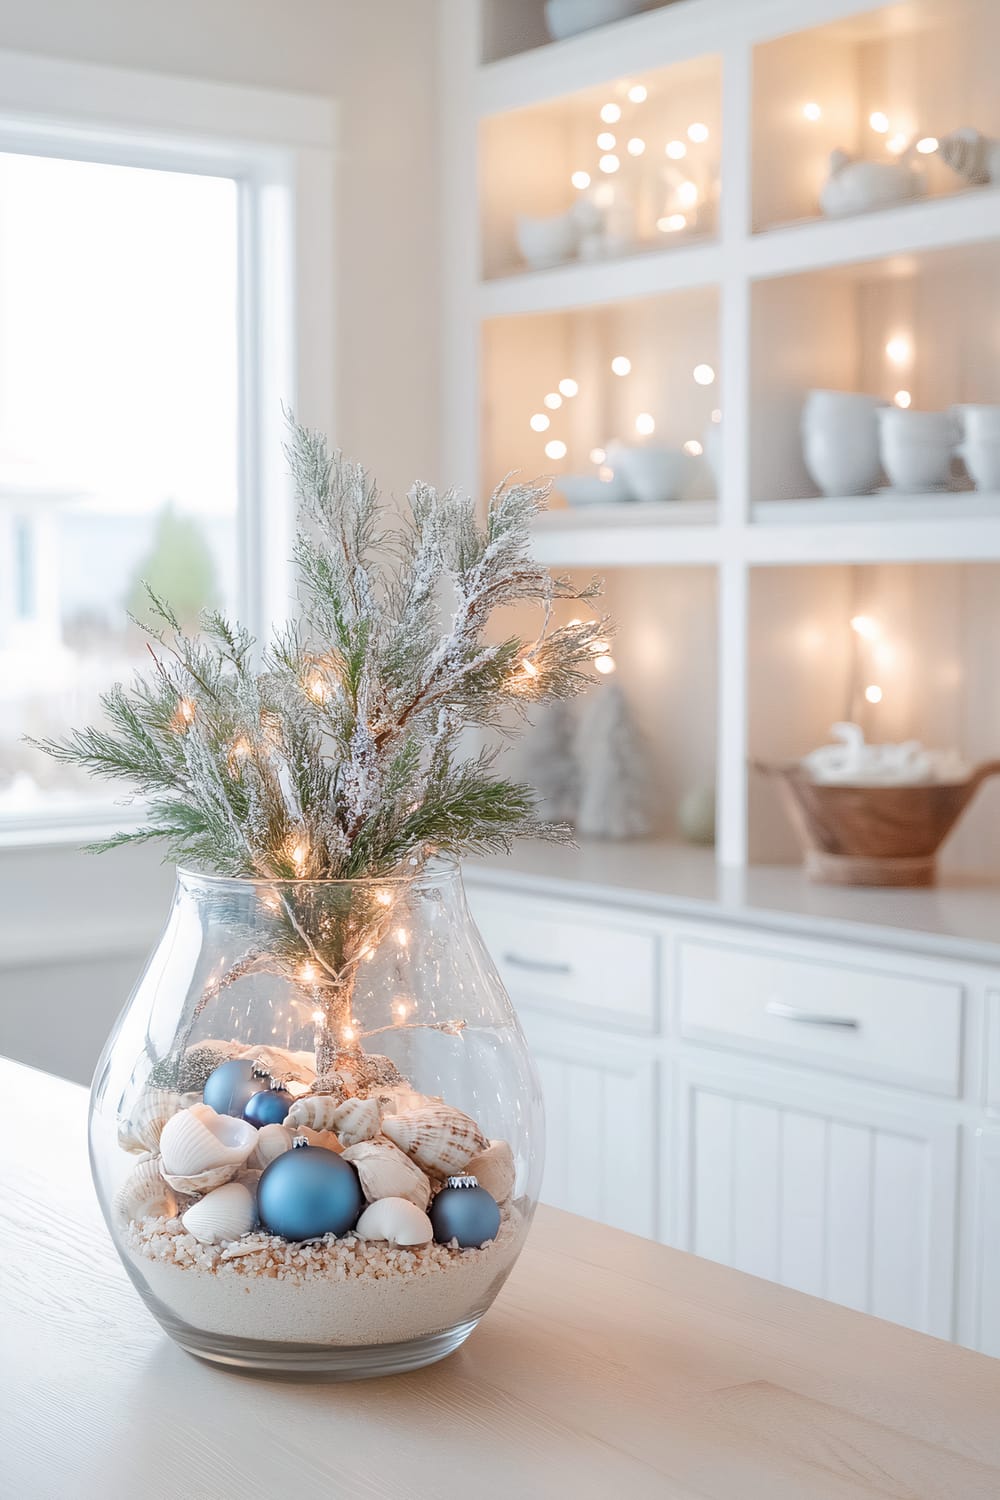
438 0 1000 870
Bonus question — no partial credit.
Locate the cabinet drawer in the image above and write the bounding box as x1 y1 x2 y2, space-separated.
677 935 962 1095
470 892 659 1032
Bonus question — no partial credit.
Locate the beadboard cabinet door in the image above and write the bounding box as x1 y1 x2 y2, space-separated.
520 1010 659 1239
675 1056 958 1338
960 1126 1000 1357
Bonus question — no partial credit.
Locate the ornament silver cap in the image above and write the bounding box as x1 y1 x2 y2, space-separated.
292 1134 310 1149
444 1174 480 1190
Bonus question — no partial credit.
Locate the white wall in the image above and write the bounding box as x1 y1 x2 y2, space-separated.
0 0 442 1083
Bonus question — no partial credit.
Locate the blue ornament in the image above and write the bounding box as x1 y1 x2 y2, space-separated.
430 1175 501 1248
257 1141 364 1240
202 1058 268 1118
243 1085 292 1127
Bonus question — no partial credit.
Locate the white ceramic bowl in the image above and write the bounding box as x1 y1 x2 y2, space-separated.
803 426 880 497
607 443 689 503
802 389 883 428
515 211 578 270
879 432 955 491
952 404 1000 442
557 470 633 506
877 407 958 445
544 0 648 42
960 439 1000 492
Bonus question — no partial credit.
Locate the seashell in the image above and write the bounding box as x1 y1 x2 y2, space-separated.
356 1196 433 1247
115 1156 178 1223
162 1161 248 1195
331 1097 381 1147
340 1139 431 1210
234 1168 262 1195
117 1088 185 1154
465 1140 516 1204
381 1104 487 1177
938 127 996 185
820 149 924 218
377 1085 441 1117
248 1123 294 1170
295 1126 343 1153
159 1104 258 1179
286 1095 342 1133
310 1071 348 1100
242 1043 316 1088
181 1182 257 1244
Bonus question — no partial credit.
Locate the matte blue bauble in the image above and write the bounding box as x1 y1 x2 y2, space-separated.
430 1175 501 1248
257 1143 364 1241
202 1058 268 1118
243 1086 292 1127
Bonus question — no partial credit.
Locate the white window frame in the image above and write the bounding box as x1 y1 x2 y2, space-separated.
0 49 336 845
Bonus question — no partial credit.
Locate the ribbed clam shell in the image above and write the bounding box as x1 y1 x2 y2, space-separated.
286 1095 341 1133
181 1182 257 1244
465 1140 516 1203
356 1196 433 1247
248 1123 294 1170
381 1104 487 1176
331 1097 381 1147
159 1104 258 1178
162 1160 244 1195
340 1139 431 1210
115 1156 178 1223
117 1088 185 1154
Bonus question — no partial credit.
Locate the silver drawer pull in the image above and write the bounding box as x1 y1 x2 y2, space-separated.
765 999 859 1029
503 952 573 976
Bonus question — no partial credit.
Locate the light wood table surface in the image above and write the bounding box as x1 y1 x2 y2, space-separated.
2 1058 999 1500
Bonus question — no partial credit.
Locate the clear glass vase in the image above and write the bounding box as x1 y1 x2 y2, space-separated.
90 862 543 1376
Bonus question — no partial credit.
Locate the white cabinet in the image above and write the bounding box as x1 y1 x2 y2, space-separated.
961 1126 1000 1357
520 1010 659 1240
675 1056 958 1338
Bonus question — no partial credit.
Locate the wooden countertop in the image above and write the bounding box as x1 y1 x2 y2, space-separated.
3 1058 1000 1500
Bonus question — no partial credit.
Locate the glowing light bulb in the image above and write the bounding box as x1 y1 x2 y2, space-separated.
683 439 703 456
656 213 687 233
850 614 880 640
693 363 715 386
627 137 646 157
290 843 307 873
864 684 883 704
300 961 318 985
544 392 563 409
375 888 393 906
886 133 909 156
611 355 632 376
312 1009 325 1025
916 136 938 154
893 389 912 409
305 673 328 703
665 140 687 160
635 413 656 435
600 102 622 124
530 412 550 432
395 927 409 946
590 638 610 655
589 447 606 465
687 122 709 143
597 130 617 150
558 378 579 397
885 335 911 365
594 654 617 675
802 102 822 121
393 999 409 1022
869 111 889 133
520 658 539 679
628 84 647 103
571 169 591 189
598 465 615 482
545 439 567 460
342 1024 356 1044
676 180 699 208
599 153 620 174
173 698 196 730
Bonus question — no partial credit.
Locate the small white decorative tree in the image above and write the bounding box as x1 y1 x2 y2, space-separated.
575 680 653 839
525 701 580 823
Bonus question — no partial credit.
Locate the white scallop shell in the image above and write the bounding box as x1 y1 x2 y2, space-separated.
115 1156 178 1223
286 1095 341 1133
331 1096 381 1147
465 1140 516 1204
355 1196 433 1247
381 1104 487 1177
181 1182 257 1244
340 1139 431 1210
117 1088 186 1154
159 1104 258 1178
248 1123 294 1170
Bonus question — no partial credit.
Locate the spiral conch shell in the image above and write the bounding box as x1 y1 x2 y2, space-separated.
286 1095 341 1133
248 1123 294 1170
115 1156 178 1223
381 1104 487 1177
465 1140 516 1204
331 1097 381 1147
340 1139 431 1210
159 1104 257 1195
117 1088 186 1154
355 1196 433 1247
182 1182 257 1244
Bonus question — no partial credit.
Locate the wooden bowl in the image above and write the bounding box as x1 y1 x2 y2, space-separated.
754 759 1000 886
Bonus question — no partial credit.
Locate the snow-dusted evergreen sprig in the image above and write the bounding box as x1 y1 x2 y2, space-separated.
32 420 609 882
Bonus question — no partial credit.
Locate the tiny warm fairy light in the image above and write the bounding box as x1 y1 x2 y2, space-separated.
300 961 319 985
676 180 699 208
395 927 409 947
869 111 889 133
571 169 591 189
693 363 715 386
312 1009 325 1024
635 413 656 436
290 842 308 874
683 439 703 456
802 102 822 121
600 102 622 124
916 136 938 154
628 83 647 103
886 133 908 156
545 439 567 460
850 614 880 640
590 637 611 655
599 153 620 174
520 657 539 679
611 355 631 376
597 130 616 150
594 655 616 675
375 888 393 906
342 1023 357 1045
305 672 328 703
178 698 195 723
598 465 615 482
544 392 562 409
687 122 709 143
665 140 687 160
865 684 883 704
530 412 550 432
589 446 606 465
627 137 646 156
559 378 579 397
893 389 912 409
657 213 687 233
228 736 251 768
885 335 911 365
393 998 410 1023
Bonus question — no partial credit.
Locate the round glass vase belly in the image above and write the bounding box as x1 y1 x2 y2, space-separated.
90 864 543 1376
